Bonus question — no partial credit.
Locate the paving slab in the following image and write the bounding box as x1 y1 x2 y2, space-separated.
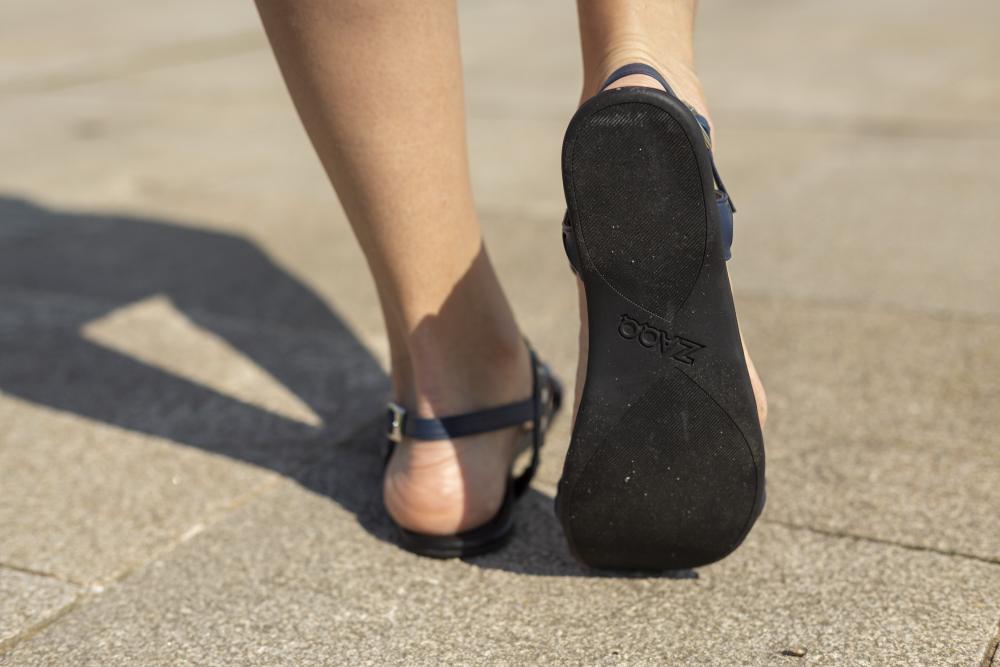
741 296 1000 563
4 435 999 666
0 393 274 586
0 569 78 651
0 237 386 584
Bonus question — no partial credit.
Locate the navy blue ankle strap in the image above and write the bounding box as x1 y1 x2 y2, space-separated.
387 397 535 442
384 346 562 498
386 349 556 442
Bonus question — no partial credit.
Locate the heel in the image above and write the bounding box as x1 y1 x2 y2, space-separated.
561 369 758 570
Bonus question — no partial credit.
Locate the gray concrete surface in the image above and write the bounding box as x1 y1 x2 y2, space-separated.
1 0 998 664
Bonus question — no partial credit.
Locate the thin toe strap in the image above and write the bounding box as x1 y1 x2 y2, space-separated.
603 62 734 206
570 61 737 262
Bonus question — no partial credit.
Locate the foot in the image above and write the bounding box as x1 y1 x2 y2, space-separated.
383 337 533 535
572 65 768 430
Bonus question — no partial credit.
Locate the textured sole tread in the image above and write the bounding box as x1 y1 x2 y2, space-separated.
556 87 765 571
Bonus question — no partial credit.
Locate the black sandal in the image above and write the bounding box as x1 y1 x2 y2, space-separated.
384 344 563 558
556 63 765 570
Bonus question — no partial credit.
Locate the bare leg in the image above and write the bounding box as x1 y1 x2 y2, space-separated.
574 0 767 426
256 0 531 533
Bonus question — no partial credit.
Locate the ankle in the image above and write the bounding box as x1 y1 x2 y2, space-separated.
583 51 708 122
401 324 529 418
380 245 531 415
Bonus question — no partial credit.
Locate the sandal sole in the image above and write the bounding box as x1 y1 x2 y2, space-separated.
556 87 765 571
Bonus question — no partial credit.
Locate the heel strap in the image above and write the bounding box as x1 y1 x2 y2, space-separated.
601 63 676 96
385 346 562 497
387 396 535 443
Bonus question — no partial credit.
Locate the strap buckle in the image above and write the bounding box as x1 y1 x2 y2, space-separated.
386 402 407 444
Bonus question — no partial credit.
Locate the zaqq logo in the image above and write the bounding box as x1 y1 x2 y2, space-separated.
617 314 705 365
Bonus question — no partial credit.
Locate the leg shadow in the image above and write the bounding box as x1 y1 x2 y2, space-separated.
0 195 694 579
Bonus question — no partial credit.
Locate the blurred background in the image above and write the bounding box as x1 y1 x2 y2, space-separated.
1 1 999 664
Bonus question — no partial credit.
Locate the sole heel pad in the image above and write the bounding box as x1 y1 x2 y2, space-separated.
571 102 706 321
565 371 757 570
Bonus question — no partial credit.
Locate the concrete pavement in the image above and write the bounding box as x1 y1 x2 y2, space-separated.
1 0 999 664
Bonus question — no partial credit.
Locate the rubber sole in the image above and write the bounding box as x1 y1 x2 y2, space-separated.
395 487 516 559
555 87 765 571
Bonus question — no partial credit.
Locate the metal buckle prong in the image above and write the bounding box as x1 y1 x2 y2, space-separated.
387 402 407 444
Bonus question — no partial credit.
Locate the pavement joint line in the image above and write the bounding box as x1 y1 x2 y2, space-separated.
0 594 82 657
0 30 267 99
766 518 1000 568
0 416 380 656
0 473 285 658
981 619 1000 667
0 474 284 656
0 418 381 657
0 561 84 588
85 473 286 589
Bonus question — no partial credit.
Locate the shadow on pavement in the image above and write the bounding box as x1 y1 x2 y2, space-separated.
0 195 694 580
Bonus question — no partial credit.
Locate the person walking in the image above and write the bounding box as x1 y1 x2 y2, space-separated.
255 0 767 570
